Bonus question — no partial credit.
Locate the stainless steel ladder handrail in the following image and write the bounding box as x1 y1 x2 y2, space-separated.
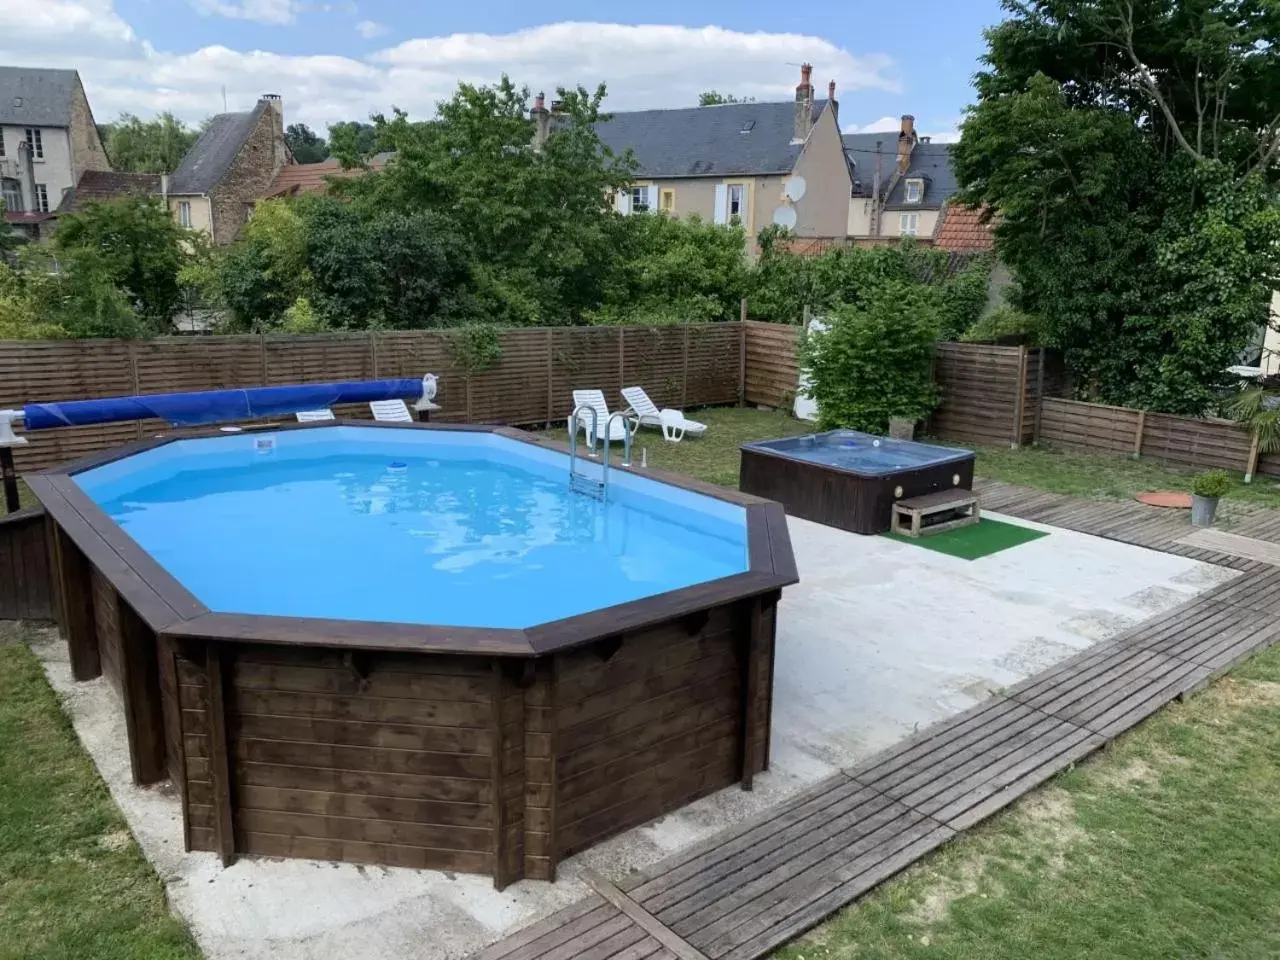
601 411 632 493
568 404 605 499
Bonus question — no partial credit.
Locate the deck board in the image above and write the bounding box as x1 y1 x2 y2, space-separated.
467 481 1280 960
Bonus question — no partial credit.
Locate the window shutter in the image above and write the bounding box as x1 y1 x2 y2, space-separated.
615 190 631 215
714 184 728 224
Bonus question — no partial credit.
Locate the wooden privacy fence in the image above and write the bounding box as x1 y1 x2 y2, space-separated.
0 324 743 474
1038 398 1280 478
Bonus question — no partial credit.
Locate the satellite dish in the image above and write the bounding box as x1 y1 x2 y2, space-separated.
772 205 798 229
784 176 807 201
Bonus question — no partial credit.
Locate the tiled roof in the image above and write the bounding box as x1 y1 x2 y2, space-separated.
0 67 77 126
58 171 163 212
935 204 997 252
169 104 266 195
593 100 830 179
262 153 391 198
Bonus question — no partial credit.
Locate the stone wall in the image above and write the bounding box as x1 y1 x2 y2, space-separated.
209 105 287 245
68 73 111 182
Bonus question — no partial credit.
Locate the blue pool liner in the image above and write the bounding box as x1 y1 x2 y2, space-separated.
24 379 423 431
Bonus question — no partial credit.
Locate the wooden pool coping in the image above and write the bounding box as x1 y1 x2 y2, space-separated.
29 420 797 658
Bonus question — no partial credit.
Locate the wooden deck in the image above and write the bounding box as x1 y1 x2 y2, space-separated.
470 481 1280 960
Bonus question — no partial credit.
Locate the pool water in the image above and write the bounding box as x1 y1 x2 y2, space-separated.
75 428 748 628
743 430 972 476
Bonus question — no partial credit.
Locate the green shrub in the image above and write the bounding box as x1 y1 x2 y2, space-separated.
799 280 942 432
1192 470 1232 499
962 305 1046 345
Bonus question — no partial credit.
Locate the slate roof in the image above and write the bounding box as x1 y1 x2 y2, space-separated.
0 67 78 127
593 99 829 178
935 204 997 252
841 135 959 209
58 171 163 213
168 103 266 195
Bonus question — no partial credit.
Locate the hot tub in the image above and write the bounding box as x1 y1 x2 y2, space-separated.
31 422 796 888
740 430 975 535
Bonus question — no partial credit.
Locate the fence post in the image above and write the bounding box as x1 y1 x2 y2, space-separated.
545 328 554 425
258 332 268 385
738 304 748 407
682 324 690 410
1245 429 1260 483
369 330 379 379
1132 410 1146 459
1010 346 1029 448
617 328 625 394
1032 347 1046 445
129 341 143 440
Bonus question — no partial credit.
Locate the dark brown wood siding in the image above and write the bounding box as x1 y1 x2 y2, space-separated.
176 648 215 853
552 606 751 861
0 506 55 621
223 645 497 874
92 566 124 700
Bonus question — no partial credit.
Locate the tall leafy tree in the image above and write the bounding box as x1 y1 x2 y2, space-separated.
698 91 754 106
954 0 1280 414
327 121 379 163
284 123 331 163
102 112 199 173
52 196 189 330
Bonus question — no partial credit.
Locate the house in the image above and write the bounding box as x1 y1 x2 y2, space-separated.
166 95 290 245
260 152 391 199
588 64 852 238
844 116 960 240
0 66 111 242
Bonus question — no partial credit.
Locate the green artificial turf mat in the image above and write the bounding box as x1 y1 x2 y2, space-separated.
885 517 1048 560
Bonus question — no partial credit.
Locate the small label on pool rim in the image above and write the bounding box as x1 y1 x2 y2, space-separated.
254 437 276 454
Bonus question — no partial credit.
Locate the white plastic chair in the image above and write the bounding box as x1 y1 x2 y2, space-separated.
620 386 707 443
570 389 630 448
370 399 414 422
295 408 335 422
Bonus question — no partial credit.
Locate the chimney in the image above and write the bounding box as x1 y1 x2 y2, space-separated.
827 80 838 123
531 91 552 152
259 94 288 169
794 62 814 142
897 114 917 175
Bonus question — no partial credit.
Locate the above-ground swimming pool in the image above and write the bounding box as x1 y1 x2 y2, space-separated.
32 421 796 887
740 429 975 535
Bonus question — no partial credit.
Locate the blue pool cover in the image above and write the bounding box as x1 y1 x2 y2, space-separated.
744 430 973 477
24 378 423 430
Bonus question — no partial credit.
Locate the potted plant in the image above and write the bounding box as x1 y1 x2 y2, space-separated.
1191 470 1231 527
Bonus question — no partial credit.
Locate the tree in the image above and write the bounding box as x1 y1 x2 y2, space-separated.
52 196 189 330
327 120 379 163
285 123 331 164
339 77 635 324
954 0 1280 415
698 91 755 106
102 112 198 173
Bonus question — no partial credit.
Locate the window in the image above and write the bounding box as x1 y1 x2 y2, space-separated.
1 178 20 211
629 185 651 213
33 184 48 213
24 128 43 160
0 132 5 158
904 178 923 203
899 212 919 236
660 189 675 214
727 183 746 222
178 201 192 228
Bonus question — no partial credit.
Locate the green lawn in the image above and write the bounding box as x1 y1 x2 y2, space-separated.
773 644 1280 960
0 630 202 960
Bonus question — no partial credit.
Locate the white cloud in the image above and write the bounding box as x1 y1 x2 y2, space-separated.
190 0 299 25
356 20 386 39
844 115 960 143
0 3 902 134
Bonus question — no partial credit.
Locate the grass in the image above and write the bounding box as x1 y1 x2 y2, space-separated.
773 644 1280 960
970 442 1280 510
0 628 202 960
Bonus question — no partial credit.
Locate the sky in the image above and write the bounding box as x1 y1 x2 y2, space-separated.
0 0 1006 142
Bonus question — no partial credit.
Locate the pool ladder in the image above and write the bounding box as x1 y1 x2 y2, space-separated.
568 405 631 500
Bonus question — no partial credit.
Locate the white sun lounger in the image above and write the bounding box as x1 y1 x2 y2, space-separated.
570 389 630 448
620 386 706 442
295 408 335 422
370 399 415 423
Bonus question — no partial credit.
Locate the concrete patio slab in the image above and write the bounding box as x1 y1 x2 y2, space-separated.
29 510 1237 960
